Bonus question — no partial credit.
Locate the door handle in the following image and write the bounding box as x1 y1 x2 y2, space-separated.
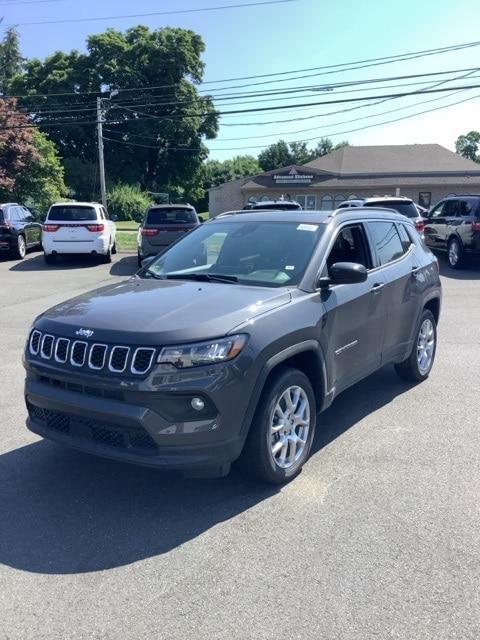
371 282 385 293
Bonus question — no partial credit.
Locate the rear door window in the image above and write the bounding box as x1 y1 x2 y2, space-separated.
48 206 97 221
367 221 406 266
146 208 196 224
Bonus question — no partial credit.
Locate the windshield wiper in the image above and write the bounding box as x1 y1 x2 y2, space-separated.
165 273 239 283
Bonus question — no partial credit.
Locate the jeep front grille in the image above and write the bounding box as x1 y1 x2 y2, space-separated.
28 329 156 376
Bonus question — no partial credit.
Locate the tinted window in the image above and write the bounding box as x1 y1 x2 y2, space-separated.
368 221 405 266
48 206 97 221
22 207 35 222
146 221 324 287
364 200 418 218
146 208 197 224
430 202 445 218
458 200 474 217
443 200 458 217
326 224 371 271
397 223 414 252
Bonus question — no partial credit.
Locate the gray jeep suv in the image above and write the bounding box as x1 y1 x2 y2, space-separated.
24 208 441 484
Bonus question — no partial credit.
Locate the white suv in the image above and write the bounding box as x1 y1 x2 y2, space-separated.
42 202 117 264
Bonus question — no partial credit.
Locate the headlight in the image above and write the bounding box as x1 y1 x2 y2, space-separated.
157 334 247 368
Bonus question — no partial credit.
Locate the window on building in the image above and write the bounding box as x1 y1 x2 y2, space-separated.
295 195 306 209
306 195 316 210
321 195 334 210
334 195 345 208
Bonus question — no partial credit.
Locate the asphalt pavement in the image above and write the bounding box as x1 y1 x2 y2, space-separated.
0 250 479 639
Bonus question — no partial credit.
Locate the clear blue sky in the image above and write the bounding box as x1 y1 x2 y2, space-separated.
5 0 480 160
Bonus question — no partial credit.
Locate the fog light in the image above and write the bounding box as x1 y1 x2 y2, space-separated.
191 397 205 411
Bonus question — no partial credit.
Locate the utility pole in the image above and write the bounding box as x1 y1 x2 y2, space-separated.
96 97 107 209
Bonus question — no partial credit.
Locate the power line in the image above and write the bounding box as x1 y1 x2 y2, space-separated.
3 83 480 131
12 67 478 116
4 0 297 26
102 91 480 152
5 37 480 101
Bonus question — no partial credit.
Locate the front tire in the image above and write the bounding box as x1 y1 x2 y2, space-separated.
241 367 316 484
448 237 464 269
111 240 117 255
395 309 437 382
12 234 26 259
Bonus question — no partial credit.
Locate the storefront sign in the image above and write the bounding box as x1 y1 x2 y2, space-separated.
273 168 314 185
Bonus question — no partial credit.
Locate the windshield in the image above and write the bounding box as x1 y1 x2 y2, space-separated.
48 206 97 221
143 220 323 287
364 201 418 218
146 208 197 225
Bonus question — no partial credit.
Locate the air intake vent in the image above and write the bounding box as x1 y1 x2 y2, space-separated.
41 334 54 359
29 330 41 355
88 344 107 370
55 338 70 363
71 341 87 367
131 348 156 374
109 346 130 373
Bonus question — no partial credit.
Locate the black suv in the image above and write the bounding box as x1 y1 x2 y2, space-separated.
24 208 441 483
0 203 42 259
423 195 480 269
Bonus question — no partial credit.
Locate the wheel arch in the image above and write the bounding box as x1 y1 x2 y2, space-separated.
240 341 328 439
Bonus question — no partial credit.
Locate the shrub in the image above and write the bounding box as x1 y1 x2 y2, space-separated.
107 183 152 222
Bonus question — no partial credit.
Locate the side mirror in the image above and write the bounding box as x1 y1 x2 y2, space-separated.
317 262 368 288
198 216 204 224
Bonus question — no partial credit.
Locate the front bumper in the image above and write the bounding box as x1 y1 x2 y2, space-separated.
24 357 251 474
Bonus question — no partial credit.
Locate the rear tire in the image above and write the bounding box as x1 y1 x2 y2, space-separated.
137 252 143 268
240 367 316 484
395 309 437 382
44 252 57 265
448 237 465 269
12 234 26 260
101 245 112 264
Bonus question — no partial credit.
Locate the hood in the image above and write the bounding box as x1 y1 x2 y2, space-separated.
35 277 291 344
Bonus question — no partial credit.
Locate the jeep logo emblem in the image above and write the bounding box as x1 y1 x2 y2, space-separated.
76 328 94 338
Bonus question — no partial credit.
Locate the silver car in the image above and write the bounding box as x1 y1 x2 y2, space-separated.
137 204 200 266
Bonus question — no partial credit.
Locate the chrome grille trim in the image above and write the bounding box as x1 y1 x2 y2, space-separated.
40 334 55 359
131 348 156 374
108 346 130 373
70 340 88 367
88 344 108 370
29 330 42 355
54 337 70 363
29 332 156 376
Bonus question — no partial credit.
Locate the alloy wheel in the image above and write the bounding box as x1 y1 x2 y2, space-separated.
417 318 435 375
18 235 26 258
448 240 459 267
269 385 310 469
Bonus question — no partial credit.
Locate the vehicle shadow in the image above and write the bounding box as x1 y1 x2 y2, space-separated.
0 367 413 575
109 255 138 277
8 254 107 272
438 256 480 280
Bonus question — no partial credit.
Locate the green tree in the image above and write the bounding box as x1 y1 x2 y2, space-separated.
195 155 260 210
0 98 67 214
455 131 480 162
14 130 68 215
0 27 23 94
10 26 218 194
257 138 346 171
107 182 152 221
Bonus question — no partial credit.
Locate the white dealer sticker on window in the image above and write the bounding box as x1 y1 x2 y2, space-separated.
297 224 318 231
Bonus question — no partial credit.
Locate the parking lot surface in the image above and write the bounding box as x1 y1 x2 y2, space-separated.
1 251 480 640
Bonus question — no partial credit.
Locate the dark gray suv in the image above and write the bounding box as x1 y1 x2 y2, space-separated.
24 208 441 484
